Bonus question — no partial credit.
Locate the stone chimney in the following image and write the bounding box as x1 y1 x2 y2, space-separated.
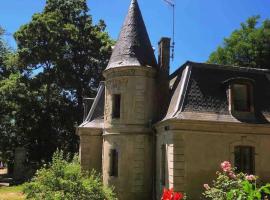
157 37 171 119
158 37 171 76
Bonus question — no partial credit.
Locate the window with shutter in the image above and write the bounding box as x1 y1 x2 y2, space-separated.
109 149 118 177
234 146 255 174
161 144 166 185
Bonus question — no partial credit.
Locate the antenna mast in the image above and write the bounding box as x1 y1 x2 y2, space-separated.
163 0 175 61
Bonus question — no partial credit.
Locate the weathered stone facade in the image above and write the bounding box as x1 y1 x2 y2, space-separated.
155 120 270 199
102 67 156 199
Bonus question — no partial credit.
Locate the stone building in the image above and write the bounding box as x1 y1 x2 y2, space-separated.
77 0 270 199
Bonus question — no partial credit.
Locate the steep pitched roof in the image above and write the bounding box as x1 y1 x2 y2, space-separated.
165 61 270 124
106 0 157 70
79 82 104 129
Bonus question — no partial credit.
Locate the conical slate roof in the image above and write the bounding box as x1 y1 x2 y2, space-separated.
106 0 157 70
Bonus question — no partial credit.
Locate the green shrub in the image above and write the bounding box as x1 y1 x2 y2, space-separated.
203 161 270 200
23 150 117 200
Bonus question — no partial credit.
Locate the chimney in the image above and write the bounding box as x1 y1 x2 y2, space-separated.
158 37 171 77
157 37 171 120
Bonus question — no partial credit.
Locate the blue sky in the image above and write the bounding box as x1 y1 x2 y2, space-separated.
0 0 270 72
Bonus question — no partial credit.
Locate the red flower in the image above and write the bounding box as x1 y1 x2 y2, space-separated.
162 188 184 200
173 192 184 200
162 188 173 200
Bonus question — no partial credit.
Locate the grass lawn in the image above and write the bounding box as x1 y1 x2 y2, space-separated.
0 185 25 200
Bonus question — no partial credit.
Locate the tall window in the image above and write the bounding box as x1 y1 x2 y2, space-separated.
234 146 255 174
112 94 121 118
161 144 166 186
109 149 118 177
232 84 251 112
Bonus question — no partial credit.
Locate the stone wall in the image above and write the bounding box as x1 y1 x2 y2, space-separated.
103 66 156 127
78 128 102 173
13 147 27 180
103 66 156 200
103 133 153 200
155 120 270 199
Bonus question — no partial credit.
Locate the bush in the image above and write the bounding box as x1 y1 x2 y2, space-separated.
203 161 270 200
23 150 117 200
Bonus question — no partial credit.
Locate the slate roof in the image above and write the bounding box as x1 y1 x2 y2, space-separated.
80 61 270 128
165 61 270 124
79 82 104 129
106 0 157 70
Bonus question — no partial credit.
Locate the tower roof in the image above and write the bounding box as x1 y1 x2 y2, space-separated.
106 0 157 70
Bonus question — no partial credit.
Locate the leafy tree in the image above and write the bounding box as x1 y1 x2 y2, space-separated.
0 27 19 165
0 0 113 169
14 0 113 118
0 27 11 80
208 16 270 69
10 0 113 163
0 51 77 166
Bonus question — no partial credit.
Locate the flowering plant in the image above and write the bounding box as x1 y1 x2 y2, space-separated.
161 188 184 200
203 161 270 200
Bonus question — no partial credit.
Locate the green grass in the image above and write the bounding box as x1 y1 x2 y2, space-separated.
0 185 25 200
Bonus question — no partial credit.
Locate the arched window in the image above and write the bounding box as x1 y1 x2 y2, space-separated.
234 146 255 174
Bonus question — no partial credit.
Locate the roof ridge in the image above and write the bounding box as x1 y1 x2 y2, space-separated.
170 61 270 78
188 61 270 73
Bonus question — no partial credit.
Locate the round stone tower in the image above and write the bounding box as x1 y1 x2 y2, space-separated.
102 0 157 199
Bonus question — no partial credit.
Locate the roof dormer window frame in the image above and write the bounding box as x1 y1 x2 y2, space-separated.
228 79 254 114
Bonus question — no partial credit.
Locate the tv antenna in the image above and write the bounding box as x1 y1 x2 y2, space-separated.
163 0 175 61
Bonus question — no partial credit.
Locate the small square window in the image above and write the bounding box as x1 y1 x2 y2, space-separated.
235 146 255 174
232 84 251 112
112 94 121 118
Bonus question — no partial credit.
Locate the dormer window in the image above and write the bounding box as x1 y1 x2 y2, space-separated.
230 81 253 113
232 84 251 112
112 94 121 119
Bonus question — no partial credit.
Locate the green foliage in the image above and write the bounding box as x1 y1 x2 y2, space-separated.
227 180 270 200
14 0 114 105
203 166 270 200
0 0 114 165
0 28 26 164
203 170 247 200
208 16 270 69
23 150 117 200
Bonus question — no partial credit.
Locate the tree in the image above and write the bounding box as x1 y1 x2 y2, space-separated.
0 0 113 165
0 27 28 166
208 16 270 69
14 0 113 119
